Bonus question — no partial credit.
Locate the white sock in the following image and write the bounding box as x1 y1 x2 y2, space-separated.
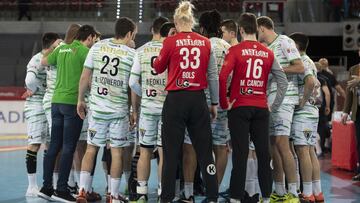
158 182 162 196
75 170 80 184
107 175 111 193
184 182 194 199
175 179 181 198
245 159 256 196
104 170 108 184
137 181 148 195
288 183 298 196
294 155 300 190
28 173 37 188
88 176 94 192
303 182 312 197
253 158 261 195
124 171 131 183
262 198 270 203
312 180 322 195
110 178 121 197
79 171 91 192
53 172 59 190
274 182 286 196
68 170 76 187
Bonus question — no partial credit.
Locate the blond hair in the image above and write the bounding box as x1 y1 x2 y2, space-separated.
173 1 195 27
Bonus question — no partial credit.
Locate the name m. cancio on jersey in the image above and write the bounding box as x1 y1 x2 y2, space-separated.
240 48 269 88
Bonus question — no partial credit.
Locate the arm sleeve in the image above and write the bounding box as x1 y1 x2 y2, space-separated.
219 49 236 109
25 55 40 92
47 47 59 66
129 52 142 96
153 39 171 74
207 48 219 105
84 47 94 69
270 58 288 111
281 38 301 62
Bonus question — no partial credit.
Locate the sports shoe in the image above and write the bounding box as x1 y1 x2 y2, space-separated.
38 186 54 201
314 193 324 203
178 194 194 203
106 192 111 203
270 192 288 203
241 192 259 203
87 190 102 202
130 194 147 203
111 195 128 203
76 188 87 203
300 194 315 203
68 183 79 197
352 174 360 181
52 190 77 202
284 193 300 203
25 186 39 197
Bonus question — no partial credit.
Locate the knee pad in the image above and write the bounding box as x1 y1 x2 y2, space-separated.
26 150 38 174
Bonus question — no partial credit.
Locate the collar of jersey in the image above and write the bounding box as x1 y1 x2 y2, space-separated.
268 34 279 46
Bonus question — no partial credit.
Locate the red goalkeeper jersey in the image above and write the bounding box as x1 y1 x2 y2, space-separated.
219 40 275 110
153 32 212 91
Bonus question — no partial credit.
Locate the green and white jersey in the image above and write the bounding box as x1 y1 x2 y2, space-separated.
130 40 167 116
25 52 47 105
267 34 301 105
207 37 230 115
84 38 135 120
42 64 57 112
298 54 317 100
294 54 319 121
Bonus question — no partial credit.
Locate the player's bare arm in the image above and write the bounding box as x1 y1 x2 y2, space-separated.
283 58 305 74
77 68 92 119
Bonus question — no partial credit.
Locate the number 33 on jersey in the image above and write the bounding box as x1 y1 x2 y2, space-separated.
153 32 213 91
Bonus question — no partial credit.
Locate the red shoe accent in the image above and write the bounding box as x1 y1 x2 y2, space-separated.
314 192 324 202
76 188 88 203
301 194 315 202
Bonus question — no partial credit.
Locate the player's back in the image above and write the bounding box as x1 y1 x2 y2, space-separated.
88 38 136 116
137 40 167 115
227 40 274 108
210 37 230 72
207 37 230 109
161 32 211 91
267 34 300 105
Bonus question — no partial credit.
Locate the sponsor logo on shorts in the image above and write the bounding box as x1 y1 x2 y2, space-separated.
111 136 128 141
303 129 312 140
206 164 216 175
89 129 97 140
140 129 146 137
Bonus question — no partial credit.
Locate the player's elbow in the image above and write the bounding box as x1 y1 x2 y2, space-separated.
297 63 305 74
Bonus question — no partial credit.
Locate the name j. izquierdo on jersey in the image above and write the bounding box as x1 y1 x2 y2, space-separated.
95 45 129 96
240 48 269 95
175 38 206 88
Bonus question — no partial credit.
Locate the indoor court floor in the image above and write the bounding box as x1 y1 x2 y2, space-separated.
0 138 360 203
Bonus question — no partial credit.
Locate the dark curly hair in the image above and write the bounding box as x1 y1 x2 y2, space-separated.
199 9 222 38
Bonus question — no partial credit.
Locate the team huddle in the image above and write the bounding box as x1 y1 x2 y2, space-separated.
23 1 325 203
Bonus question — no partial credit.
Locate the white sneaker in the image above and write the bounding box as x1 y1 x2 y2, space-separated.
25 186 39 197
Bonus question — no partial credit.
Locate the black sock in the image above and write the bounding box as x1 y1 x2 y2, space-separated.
26 150 37 174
